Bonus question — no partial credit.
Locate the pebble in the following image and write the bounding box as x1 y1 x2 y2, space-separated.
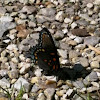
34 69 42 77
54 30 64 40
0 16 13 22
31 84 40 93
69 50 79 59
0 7 6 15
14 77 30 92
44 88 55 100
8 69 19 79
57 49 67 58
19 0 28 4
0 78 10 88
64 18 72 24
84 36 100 46
94 0 100 5
55 11 64 22
37 93 46 100
87 3 93 8
0 69 8 77
90 61 100 68
74 37 83 44
71 22 77 29
56 90 66 96
58 0 66 5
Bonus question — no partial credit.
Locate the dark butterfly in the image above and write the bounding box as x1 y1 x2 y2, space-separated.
30 28 60 75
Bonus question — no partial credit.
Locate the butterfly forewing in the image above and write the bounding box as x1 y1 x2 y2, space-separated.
32 28 60 73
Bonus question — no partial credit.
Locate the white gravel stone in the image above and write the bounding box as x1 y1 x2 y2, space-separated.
87 3 93 8
34 69 42 77
7 44 18 51
55 11 64 22
94 0 100 5
0 16 13 22
64 18 72 23
57 49 67 58
74 37 83 43
71 22 77 29
14 77 30 92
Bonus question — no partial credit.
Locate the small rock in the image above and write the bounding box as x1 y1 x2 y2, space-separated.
38 8 56 17
68 40 77 46
31 77 39 84
87 3 93 8
19 6 36 14
0 69 8 77
58 0 66 5
79 14 92 21
79 57 89 67
0 78 10 88
14 77 30 92
31 84 40 93
94 28 100 36
37 93 46 100
90 61 100 68
74 37 83 44
73 80 84 89
0 16 13 22
56 90 66 96
11 57 19 63
84 36 100 46
8 69 19 79
6 44 18 51
19 62 31 74
54 30 64 40
28 21 36 28
22 93 28 100
69 50 79 59
64 18 72 24
19 0 28 4
44 88 55 100
71 28 89 37
94 0 100 5
87 86 99 93
57 49 67 58
55 11 64 22
0 7 6 15
71 22 77 29
34 69 42 77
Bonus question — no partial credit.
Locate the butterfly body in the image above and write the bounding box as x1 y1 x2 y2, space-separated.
31 28 60 75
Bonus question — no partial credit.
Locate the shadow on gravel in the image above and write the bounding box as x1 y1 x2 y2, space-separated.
57 64 91 81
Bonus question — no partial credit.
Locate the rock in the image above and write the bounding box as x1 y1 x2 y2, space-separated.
34 69 42 77
0 16 13 22
38 8 56 17
0 97 8 100
90 61 100 68
68 40 77 46
62 89 74 99
0 22 16 38
58 0 66 5
19 62 31 74
11 57 19 63
37 93 46 100
28 21 36 28
65 7 74 15
19 13 27 19
8 69 19 79
57 49 67 58
56 90 66 96
22 93 28 100
14 77 30 92
55 11 64 22
44 88 55 100
60 59 69 65
0 78 10 88
31 84 40 93
79 14 92 21
19 0 29 4
31 77 39 84
92 55 100 61
73 80 84 89
54 30 64 40
94 28 100 36
75 44 86 50
74 37 83 44
6 44 18 51
83 71 98 85
64 18 72 24
79 57 89 67
76 19 89 26
69 50 79 59
94 0 100 5
87 3 93 8
84 36 100 46
87 86 99 93
71 28 89 37
0 7 6 15
19 6 36 14
0 70 8 77
71 22 77 29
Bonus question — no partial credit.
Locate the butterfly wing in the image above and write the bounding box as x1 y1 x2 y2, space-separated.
33 28 60 73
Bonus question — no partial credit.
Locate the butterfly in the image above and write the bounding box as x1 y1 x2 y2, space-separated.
30 28 60 75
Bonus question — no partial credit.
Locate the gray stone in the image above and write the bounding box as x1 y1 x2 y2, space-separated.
14 77 30 92
54 30 64 40
44 88 55 100
58 0 66 5
57 49 67 58
38 8 56 17
79 57 89 67
73 80 84 89
31 84 40 93
0 78 10 88
84 36 100 46
0 22 16 38
74 37 83 44
90 61 100 68
0 16 13 22
69 50 79 59
19 0 28 4
79 14 92 21
19 6 36 14
75 44 86 50
37 93 46 100
94 28 100 36
0 7 6 15
0 69 8 77
76 20 89 26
